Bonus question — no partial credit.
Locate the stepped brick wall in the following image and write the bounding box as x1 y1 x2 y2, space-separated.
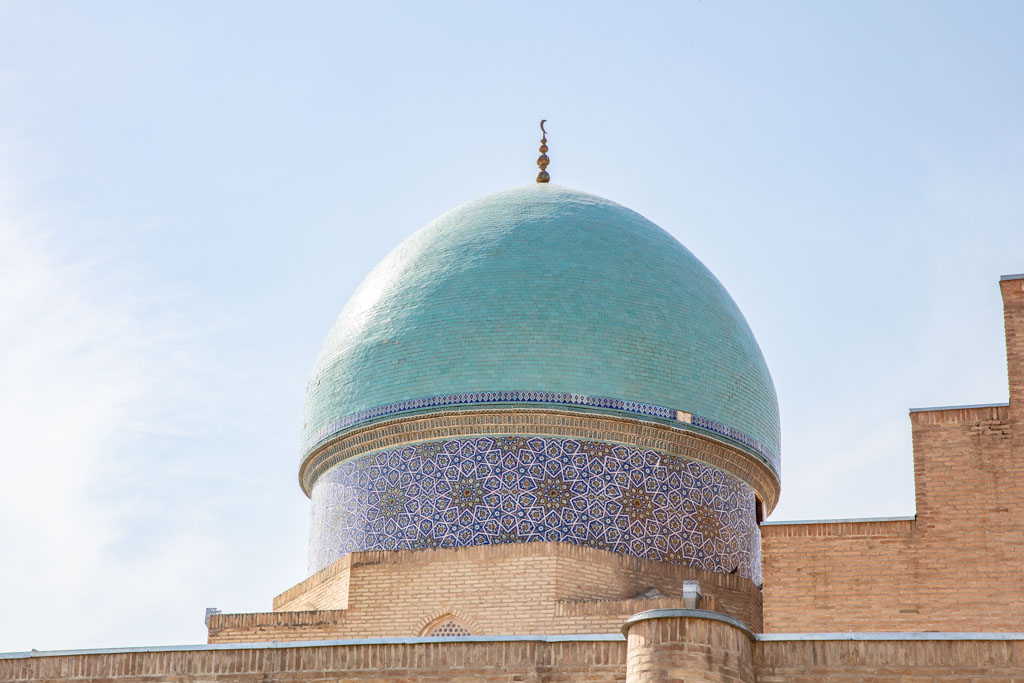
762 276 1024 632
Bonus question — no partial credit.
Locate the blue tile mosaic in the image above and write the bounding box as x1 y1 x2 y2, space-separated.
309 436 762 583
301 390 777 471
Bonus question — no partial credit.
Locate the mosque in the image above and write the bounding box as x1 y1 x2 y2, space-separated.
4 125 1024 680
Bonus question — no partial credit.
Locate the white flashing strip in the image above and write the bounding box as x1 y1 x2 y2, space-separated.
758 632 1024 641
0 634 625 660
762 515 915 526
908 402 1008 413
6 631 1023 659
1000 273 1024 281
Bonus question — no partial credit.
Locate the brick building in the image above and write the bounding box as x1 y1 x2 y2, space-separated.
4 179 1023 681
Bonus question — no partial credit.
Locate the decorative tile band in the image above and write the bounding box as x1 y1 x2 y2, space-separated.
308 435 762 583
298 409 782 514
302 390 777 470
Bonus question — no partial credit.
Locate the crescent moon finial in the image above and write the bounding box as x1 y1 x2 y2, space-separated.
536 119 550 183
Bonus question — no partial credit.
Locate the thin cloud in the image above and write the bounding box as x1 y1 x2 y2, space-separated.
0 188 222 650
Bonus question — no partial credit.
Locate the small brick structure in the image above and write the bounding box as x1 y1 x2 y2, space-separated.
623 610 755 682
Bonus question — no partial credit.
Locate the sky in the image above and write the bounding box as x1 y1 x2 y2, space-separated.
1 0 1022 652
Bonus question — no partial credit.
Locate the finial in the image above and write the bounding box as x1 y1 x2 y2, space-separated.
536 119 550 183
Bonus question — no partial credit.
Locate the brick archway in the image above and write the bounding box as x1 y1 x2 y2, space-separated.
416 608 481 636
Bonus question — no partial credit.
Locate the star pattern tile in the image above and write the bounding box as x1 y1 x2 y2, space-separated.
309 436 761 582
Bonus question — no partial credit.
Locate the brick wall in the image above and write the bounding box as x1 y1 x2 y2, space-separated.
0 638 628 682
754 637 1024 680
273 555 350 611
210 542 761 643
7 636 1024 682
761 276 1024 632
1004 275 1024 423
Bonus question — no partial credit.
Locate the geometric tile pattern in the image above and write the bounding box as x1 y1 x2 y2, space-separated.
301 389 778 471
427 620 472 637
309 436 762 583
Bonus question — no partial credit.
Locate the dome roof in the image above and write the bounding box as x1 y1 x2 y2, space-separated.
302 184 780 473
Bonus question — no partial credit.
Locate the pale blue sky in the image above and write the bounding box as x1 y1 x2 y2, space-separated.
1 1 1022 651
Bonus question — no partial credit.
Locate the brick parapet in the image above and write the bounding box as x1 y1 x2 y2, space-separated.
8 634 1024 682
207 610 350 642
558 596 720 618
273 555 351 611
0 637 629 682
761 518 915 539
908 403 1010 425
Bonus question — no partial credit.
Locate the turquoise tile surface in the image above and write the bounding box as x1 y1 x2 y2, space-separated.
302 184 780 473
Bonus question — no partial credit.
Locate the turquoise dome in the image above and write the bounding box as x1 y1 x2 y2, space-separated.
302 184 780 473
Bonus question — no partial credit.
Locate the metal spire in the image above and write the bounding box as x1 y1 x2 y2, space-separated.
536 120 550 183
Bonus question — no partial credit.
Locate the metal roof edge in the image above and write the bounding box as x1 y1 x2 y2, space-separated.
762 515 915 526
758 632 1024 641
909 402 1008 414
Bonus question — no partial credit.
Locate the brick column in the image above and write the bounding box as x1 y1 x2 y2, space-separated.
623 609 754 683
1002 274 1024 421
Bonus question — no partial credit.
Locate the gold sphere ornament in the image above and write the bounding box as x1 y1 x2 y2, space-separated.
536 119 550 183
